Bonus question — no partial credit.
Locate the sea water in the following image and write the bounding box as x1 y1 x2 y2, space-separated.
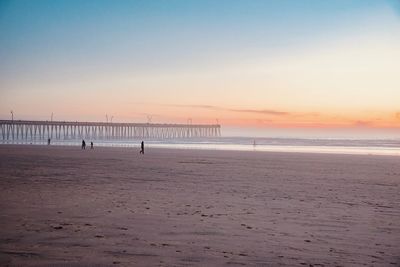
3 137 400 156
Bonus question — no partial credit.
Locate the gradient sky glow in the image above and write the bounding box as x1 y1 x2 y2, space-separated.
1 0 399 137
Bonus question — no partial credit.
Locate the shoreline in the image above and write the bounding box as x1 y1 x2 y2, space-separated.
0 142 399 157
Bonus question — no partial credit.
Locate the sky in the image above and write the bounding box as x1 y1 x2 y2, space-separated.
0 0 399 138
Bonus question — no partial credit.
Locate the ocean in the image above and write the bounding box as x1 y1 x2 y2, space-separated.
3 137 400 156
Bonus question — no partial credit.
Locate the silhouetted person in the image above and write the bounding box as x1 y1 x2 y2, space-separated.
90 142 94 149
82 139 86 150
140 141 144 154
47 138 51 145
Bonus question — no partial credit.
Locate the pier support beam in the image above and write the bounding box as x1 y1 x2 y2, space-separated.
0 120 221 142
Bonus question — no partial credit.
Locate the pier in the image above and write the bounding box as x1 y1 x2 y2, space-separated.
0 120 221 141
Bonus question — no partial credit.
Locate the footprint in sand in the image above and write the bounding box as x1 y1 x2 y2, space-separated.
240 223 253 229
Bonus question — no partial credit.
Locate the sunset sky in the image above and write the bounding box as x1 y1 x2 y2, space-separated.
1 0 399 137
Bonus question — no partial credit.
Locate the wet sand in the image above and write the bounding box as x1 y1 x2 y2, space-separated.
0 145 399 266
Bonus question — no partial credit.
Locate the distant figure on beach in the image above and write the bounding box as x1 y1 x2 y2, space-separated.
140 141 144 154
90 142 94 149
81 140 86 150
47 138 51 145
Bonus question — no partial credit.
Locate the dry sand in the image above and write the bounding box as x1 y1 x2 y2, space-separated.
0 145 399 266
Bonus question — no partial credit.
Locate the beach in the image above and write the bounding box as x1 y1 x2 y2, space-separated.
0 145 399 266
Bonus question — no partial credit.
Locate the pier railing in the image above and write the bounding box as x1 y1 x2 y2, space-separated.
0 120 221 141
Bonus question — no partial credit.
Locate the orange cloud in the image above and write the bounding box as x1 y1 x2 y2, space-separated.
166 104 289 116
118 102 400 129
229 109 289 116
353 120 373 127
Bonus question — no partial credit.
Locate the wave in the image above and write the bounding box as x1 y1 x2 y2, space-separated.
2 137 399 156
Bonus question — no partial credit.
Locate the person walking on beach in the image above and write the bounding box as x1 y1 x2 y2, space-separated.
140 141 144 154
90 141 94 149
47 138 51 145
82 139 86 150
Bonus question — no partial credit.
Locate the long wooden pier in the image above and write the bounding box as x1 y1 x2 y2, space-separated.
0 120 221 141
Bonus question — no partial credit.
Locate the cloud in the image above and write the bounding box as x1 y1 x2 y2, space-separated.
256 119 273 124
167 104 290 116
396 112 400 120
228 109 289 116
353 120 373 127
166 104 223 110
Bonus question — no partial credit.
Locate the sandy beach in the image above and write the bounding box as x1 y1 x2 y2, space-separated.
0 145 399 266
